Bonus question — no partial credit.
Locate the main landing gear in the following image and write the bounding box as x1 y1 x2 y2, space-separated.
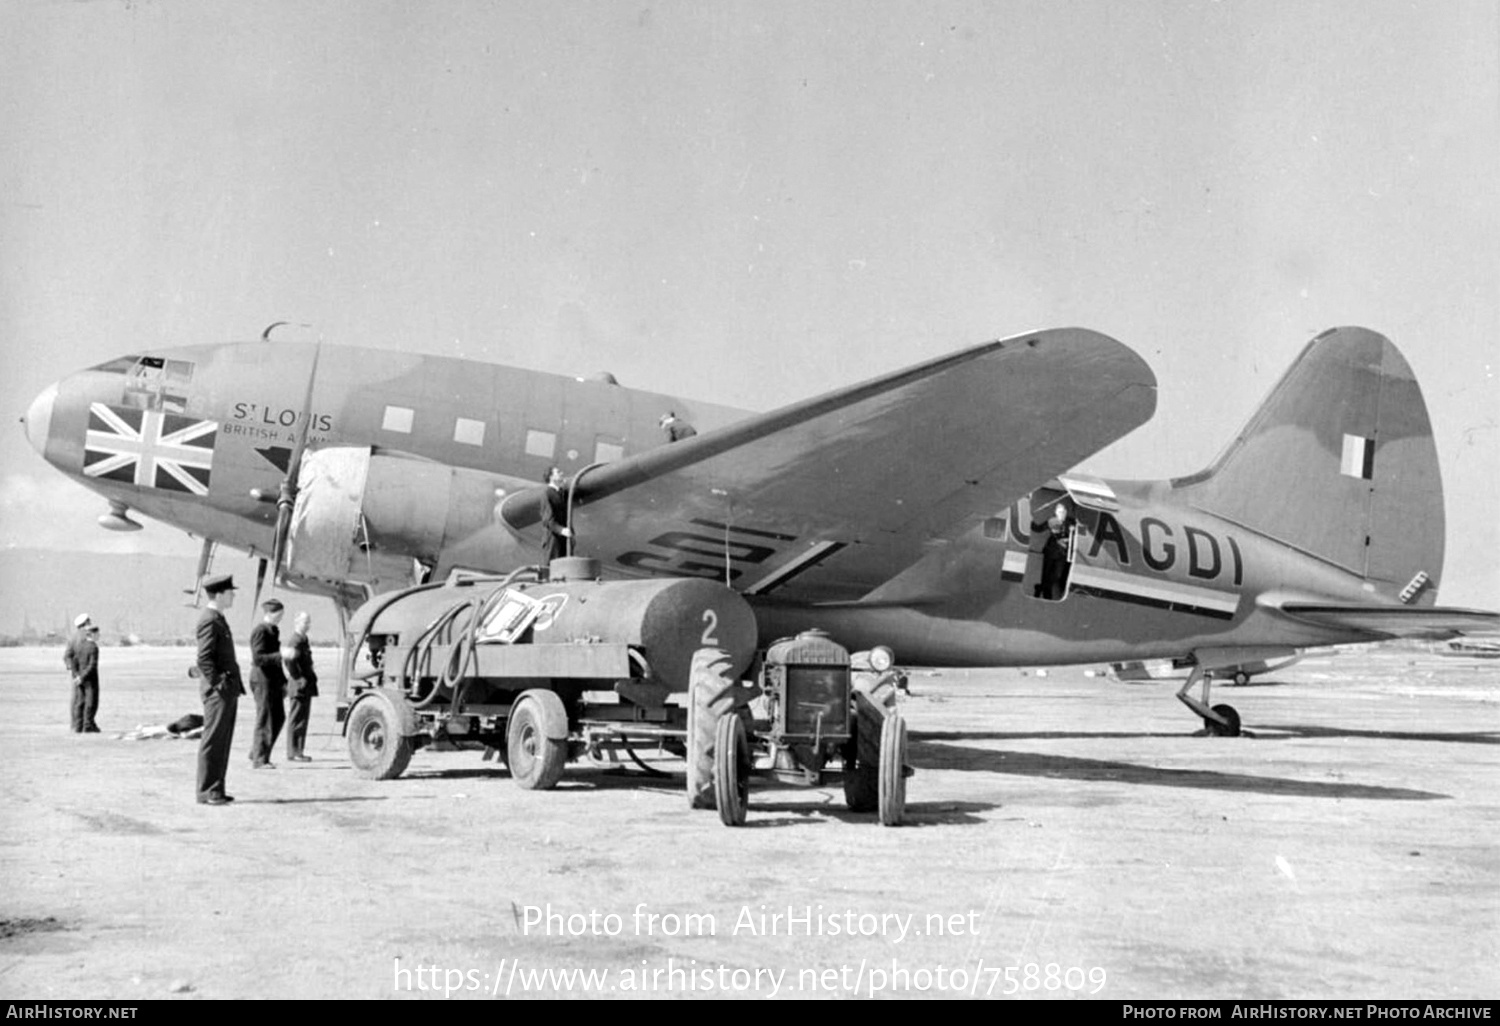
1175 664 1242 737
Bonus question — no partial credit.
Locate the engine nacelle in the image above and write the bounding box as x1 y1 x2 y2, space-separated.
286 446 535 588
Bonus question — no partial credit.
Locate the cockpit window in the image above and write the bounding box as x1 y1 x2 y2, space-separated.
89 355 141 374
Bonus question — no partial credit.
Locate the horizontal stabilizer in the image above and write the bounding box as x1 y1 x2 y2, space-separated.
1277 603 1500 640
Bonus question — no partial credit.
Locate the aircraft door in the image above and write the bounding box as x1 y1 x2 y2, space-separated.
1022 493 1078 602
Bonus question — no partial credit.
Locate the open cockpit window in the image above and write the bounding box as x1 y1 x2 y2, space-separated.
118 356 195 413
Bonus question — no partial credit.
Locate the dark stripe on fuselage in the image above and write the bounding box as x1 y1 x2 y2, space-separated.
1071 584 1237 621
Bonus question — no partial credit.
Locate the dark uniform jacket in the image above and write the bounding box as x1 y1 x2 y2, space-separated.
196 608 245 696
63 632 99 684
540 483 570 559
249 622 288 690
282 631 319 699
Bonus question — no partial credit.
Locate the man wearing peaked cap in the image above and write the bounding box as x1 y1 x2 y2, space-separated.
195 573 243 805
248 598 288 768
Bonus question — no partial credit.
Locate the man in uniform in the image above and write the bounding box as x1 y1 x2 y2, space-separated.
1032 503 1076 601
196 574 244 805
63 614 101 733
281 610 317 763
539 465 573 568
659 410 697 442
248 598 288 768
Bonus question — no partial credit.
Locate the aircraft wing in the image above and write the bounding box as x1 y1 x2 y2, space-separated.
1277 604 1500 640
503 328 1156 600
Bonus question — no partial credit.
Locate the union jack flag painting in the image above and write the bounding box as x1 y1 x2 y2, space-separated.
83 403 217 495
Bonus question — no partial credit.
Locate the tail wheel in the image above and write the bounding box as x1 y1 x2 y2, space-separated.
878 711 908 827
713 712 750 826
507 689 569 790
687 648 738 809
843 690 883 812
347 694 413 780
1206 703 1241 738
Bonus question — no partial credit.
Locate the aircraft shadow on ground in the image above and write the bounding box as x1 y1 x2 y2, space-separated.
908 740 1447 801
236 795 390 806
913 729 1209 742
1255 724 1500 745
398 764 996 825
714 799 996 829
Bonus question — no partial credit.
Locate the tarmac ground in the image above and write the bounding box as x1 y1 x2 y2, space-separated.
0 644 1495 1000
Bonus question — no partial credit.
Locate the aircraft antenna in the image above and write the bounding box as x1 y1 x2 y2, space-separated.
711 489 732 586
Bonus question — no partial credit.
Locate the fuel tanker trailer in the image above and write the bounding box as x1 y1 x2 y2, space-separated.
335 557 758 788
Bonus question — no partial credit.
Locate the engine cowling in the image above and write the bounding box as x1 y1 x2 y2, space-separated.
285 446 535 588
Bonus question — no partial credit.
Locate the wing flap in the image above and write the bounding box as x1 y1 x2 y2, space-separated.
1277 603 1500 639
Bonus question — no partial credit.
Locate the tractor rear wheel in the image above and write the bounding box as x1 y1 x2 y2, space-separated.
687 649 737 809
844 691 883 812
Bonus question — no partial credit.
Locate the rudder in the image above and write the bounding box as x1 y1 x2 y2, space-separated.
1176 327 1444 602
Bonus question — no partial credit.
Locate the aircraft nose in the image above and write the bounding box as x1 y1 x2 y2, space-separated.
22 382 58 458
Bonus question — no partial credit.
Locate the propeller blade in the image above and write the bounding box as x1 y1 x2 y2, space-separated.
268 343 322 577
252 556 268 621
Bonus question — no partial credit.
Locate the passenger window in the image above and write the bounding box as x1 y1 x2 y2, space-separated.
454 417 485 446
382 406 414 433
525 429 556 458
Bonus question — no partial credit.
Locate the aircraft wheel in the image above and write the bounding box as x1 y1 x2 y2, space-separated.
843 691 883 812
347 694 413 780
713 712 750 826
1206 703 1242 738
878 711 908 827
687 648 737 809
1232 671 1250 687
507 689 569 790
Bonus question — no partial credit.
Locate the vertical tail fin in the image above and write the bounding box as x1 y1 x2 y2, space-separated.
1176 327 1444 601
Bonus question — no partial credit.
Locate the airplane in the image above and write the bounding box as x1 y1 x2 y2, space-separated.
21 324 1498 735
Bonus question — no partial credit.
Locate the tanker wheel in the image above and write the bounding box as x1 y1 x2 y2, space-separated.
843 691 883 812
347 696 413 780
687 648 737 809
878 711 908 827
713 712 750 827
507 690 569 790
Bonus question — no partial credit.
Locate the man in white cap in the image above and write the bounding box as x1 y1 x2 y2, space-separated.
63 614 101 732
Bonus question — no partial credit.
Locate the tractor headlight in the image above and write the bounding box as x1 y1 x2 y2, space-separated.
869 646 895 672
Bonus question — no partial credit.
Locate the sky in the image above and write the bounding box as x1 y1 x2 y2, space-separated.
1 0 1496 607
